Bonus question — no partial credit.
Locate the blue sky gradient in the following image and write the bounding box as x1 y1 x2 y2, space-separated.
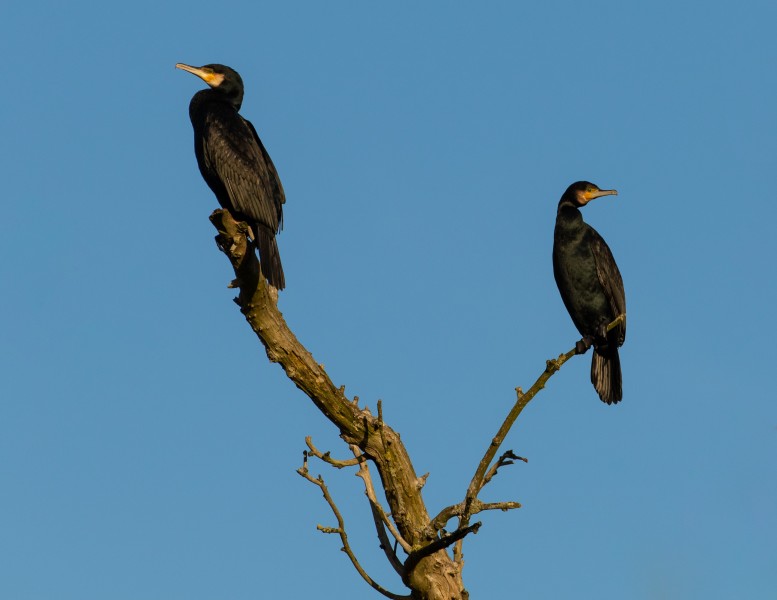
2 2 775 598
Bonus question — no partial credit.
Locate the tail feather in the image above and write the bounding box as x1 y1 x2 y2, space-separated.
591 348 622 405
255 224 285 290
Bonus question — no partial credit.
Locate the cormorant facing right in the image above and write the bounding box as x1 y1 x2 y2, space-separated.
176 62 286 289
552 181 626 404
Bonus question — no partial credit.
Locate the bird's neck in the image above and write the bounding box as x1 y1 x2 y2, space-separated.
556 200 583 228
190 88 242 113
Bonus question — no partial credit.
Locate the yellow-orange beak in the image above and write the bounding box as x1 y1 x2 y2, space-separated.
581 188 618 204
175 63 223 87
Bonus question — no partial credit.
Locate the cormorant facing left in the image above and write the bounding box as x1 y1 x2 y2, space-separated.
553 181 626 404
176 63 286 289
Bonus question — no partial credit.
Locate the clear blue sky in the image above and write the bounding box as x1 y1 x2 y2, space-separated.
2 1 775 598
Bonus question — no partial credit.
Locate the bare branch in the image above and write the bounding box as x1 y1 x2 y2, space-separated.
348 447 409 578
301 438 409 575
482 450 528 488
452 315 626 563
366 492 407 578
608 314 626 333
404 523 481 576
376 399 389 456
430 505 460 532
350 445 413 554
431 499 521 532
297 453 410 600
306 436 364 468
476 501 522 512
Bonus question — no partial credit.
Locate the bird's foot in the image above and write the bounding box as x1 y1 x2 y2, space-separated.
575 336 594 355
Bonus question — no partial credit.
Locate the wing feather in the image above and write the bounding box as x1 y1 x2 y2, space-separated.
590 229 626 344
201 105 284 232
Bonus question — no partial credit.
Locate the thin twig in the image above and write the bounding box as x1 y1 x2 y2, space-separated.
377 399 389 456
305 436 364 468
431 499 522 532
350 446 409 577
482 450 528 488
297 453 410 600
476 501 522 513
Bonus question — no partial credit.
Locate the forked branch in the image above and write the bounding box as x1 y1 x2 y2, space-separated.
453 314 626 562
297 453 410 600
482 450 528 488
211 210 467 599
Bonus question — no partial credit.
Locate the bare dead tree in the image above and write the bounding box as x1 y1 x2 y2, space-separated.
209 209 625 599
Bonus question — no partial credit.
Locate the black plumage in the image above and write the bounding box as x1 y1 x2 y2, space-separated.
176 63 286 289
552 181 626 404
